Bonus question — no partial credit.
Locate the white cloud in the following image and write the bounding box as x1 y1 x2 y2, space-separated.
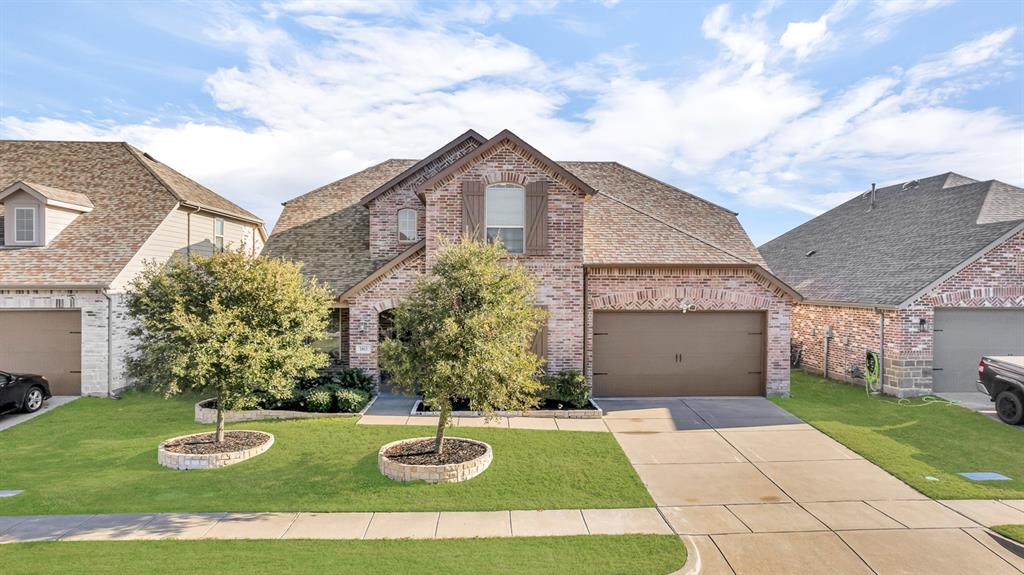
779 0 855 60
2 1 1020 236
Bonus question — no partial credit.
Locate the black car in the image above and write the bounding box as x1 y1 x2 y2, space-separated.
0 371 52 415
978 356 1024 425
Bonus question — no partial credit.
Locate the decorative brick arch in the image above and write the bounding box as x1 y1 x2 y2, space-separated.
591 286 774 311
478 170 531 187
924 286 1024 307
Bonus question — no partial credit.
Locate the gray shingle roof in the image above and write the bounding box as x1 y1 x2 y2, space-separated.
759 173 1024 306
266 156 766 295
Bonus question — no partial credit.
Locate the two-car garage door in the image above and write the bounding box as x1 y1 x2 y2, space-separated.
933 308 1024 393
592 311 765 397
0 310 82 395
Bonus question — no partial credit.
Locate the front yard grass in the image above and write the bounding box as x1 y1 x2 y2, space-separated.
771 370 1024 499
993 525 1024 544
0 535 686 575
0 392 652 515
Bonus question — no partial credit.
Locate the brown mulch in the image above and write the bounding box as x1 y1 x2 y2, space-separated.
162 431 270 455
383 438 486 465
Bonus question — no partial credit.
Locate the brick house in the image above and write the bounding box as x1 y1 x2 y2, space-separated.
760 173 1024 397
0 141 266 396
265 130 800 397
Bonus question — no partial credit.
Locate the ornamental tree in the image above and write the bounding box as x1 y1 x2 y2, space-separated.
126 248 333 442
379 238 547 454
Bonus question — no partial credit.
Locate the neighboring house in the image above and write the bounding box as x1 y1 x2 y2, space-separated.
265 129 800 397
760 173 1024 397
0 141 266 397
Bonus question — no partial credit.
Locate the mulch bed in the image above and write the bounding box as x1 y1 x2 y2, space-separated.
383 438 486 466
162 431 270 455
416 397 596 413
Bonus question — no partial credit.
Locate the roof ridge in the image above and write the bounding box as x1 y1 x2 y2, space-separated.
607 161 739 216
119 142 186 205
283 158 417 206
596 189 757 265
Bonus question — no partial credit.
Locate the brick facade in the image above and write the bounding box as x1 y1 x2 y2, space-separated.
585 267 794 396
792 228 1024 396
0 289 133 396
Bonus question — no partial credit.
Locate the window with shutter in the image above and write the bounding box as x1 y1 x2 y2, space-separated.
462 180 485 241
485 184 525 254
530 307 548 362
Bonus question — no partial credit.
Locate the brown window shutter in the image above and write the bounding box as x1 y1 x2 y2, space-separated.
462 180 485 241
530 307 548 361
524 180 548 255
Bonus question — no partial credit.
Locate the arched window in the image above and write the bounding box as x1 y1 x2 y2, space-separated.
485 183 524 253
397 208 418 242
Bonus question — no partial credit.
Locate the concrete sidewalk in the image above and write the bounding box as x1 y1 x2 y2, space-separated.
602 397 1024 575
0 508 672 543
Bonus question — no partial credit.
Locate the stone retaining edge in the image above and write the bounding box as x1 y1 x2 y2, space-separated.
194 394 377 424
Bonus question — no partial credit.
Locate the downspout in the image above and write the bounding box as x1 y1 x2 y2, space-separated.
823 326 833 379
102 288 115 399
878 309 886 393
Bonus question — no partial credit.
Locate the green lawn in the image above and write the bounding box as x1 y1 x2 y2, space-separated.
0 393 651 515
0 535 686 575
993 525 1024 544
771 370 1024 499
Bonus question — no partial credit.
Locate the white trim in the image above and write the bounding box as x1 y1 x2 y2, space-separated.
14 206 37 244
897 221 1024 309
397 208 418 242
213 217 225 252
484 183 525 254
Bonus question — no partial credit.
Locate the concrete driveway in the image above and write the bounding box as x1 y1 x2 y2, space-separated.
600 397 1024 575
0 396 78 432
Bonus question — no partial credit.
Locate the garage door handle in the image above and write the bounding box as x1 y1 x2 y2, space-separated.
748 332 762 335
593 372 608 376
748 371 762 375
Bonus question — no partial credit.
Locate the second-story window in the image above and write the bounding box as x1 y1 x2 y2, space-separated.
397 208 418 242
14 207 36 243
485 184 524 254
214 217 225 252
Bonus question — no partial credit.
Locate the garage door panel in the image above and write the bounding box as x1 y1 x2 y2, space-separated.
0 310 82 395
933 308 1024 392
593 311 764 397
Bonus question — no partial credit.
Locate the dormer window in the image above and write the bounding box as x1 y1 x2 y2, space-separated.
485 184 525 254
398 208 418 242
14 207 36 243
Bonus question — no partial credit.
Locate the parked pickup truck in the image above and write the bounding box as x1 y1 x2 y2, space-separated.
978 356 1024 425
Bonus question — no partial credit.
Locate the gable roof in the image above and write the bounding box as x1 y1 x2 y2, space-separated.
263 159 419 296
416 129 597 198
267 133 768 297
359 130 486 207
759 173 1024 307
1 181 94 211
0 140 263 288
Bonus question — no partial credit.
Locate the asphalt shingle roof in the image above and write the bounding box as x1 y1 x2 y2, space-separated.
0 140 259 287
758 173 1024 306
266 157 765 295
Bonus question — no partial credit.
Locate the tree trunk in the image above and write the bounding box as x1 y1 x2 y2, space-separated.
215 393 226 443
434 402 451 454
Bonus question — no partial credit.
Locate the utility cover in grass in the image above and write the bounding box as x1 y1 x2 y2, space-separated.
958 472 1011 481
0 490 24 497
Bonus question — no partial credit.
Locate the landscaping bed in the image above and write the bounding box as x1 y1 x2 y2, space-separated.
772 370 1024 499
383 438 485 465
194 396 374 424
412 397 602 419
162 431 270 454
0 536 687 575
0 392 652 514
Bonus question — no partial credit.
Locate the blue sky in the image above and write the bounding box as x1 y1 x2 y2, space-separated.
2 0 1021 243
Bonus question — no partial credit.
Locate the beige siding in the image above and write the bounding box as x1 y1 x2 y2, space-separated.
44 205 82 244
3 190 42 246
111 207 263 290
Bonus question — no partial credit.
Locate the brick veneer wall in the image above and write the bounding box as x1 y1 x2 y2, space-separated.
368 139 479 262
424 141 586 374
793 228 1024 397
0 289 133 396
347 251 426 376
585 267 795 396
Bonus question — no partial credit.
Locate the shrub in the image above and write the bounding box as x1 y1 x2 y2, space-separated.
305 388 335 412
335 387 370 413
336 368 375 393
540 369 590 408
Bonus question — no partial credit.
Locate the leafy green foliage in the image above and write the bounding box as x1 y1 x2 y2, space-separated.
335 387 370 413
125 249 333 440
297 368 375 394
540 370 590 408
304 388 334 413
379 238 546 452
